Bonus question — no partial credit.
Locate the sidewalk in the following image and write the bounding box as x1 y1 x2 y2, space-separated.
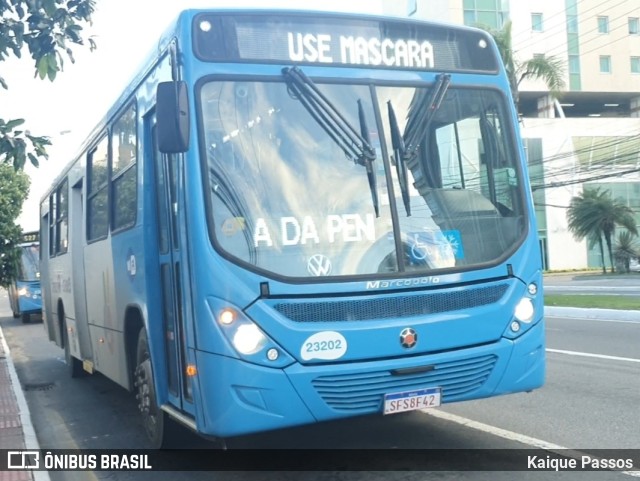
0 324 49 481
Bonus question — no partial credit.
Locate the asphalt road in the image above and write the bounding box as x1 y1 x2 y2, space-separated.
441 315 640 450
1 288 638 481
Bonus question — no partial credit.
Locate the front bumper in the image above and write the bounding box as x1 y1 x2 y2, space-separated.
18 296 42 315
194 319 545 437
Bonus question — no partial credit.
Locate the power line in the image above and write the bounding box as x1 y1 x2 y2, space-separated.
510 0 635 54
517 0 629 42
496 3 640 94
520 131 639 176
570 11 640 59
531 166 640 190
450 119 640 182
538 203 570 209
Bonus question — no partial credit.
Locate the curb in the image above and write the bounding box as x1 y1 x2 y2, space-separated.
545 306 639 322
0 324 51 481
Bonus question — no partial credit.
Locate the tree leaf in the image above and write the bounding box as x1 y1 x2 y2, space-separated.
36 55 48 79
5 119 26 130
27 153 39 167
0 0 96 264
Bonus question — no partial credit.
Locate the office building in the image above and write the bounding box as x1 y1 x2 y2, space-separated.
383 0 640 270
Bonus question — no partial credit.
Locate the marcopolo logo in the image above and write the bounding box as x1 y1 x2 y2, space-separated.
400 327 418 349
7 451 40 469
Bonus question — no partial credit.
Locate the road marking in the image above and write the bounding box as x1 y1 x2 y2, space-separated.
423 409 640 477
547 316 640 325
545 286 639 291
547 348 640 363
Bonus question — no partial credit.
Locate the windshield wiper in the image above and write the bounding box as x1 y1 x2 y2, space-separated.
388 101 411 216
387 73 451 217
404 73 451 155
283 66 379 217
357 99 379 217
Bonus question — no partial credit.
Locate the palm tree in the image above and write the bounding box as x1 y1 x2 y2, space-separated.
567 187 638 273
486 21 566 110
614 231 640 273
567 189 607 273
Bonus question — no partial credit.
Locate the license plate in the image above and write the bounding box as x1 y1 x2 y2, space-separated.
383 387 441 414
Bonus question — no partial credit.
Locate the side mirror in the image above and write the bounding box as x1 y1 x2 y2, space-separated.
156 81 190 153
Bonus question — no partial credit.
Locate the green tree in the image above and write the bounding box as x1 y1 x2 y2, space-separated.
1 1 95 285
485 20 565 109
613 230 640 273
567 187 638 273
0 164 30 287
1 0 96 170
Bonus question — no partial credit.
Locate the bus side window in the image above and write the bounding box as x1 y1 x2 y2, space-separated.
111 103 138 232
87 136 110 241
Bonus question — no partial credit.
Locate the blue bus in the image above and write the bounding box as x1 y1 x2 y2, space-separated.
9 231 42 323
40 9 544 447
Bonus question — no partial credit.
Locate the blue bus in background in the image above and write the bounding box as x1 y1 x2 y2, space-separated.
9 231 42 323
40 9 544 448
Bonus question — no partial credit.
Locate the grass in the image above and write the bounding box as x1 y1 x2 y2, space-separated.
544 294 640 310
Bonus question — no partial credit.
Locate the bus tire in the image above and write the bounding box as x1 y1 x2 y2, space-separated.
135 329 176 449
63 321 85 378
12 310 20 319
21 313 30 324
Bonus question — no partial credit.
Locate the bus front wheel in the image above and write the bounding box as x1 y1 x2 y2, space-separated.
134 329 175 449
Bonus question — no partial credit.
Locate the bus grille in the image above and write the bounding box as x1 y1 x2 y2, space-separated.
312 354 497 412
274 284 508 323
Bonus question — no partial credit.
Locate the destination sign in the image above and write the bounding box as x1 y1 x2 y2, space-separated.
193 13 498 73
287 33 434 69
21 231 39 243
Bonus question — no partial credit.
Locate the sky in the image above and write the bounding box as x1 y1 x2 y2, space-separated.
3 0 385 232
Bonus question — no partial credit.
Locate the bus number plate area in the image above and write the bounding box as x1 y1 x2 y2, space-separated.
383 387 441 415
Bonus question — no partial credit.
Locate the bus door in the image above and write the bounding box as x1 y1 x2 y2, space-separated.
70 179 92 363
41 214 55 340
150 116 189 411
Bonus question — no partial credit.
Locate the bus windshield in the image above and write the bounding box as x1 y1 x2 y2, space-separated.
19 244 40 281
200 79 526 279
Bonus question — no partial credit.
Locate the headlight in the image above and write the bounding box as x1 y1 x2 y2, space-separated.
233 324 267 355
207 297 294 368
514 297 535 323
214 303 278 359
18 287 29 297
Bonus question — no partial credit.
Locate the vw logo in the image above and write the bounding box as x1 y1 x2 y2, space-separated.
307 254 332 277
400 328 418 349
